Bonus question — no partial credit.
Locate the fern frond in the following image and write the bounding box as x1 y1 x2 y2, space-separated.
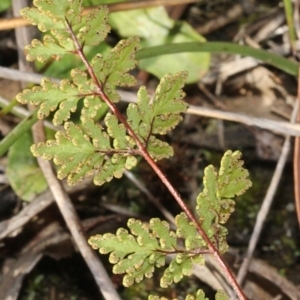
31 120 137 186
127 71 188 160
17 0 251 298
196 150 252 253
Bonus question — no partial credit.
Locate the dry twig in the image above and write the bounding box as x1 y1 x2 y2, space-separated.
0 0 198 31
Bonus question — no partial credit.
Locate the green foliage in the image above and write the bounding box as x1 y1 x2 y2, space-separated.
16 40 139 124
31 118 135 186
88 216 204 288
20 1 109 61
15 1 252 299
18 1 138 122
0 0 11 13
148 289 227 300
17 75 87 125
6 131 47 201
28 68 187 185
109 5 210 83
89 150 250 299
127 71 188 161
91 36 139 103
128 72 188 137
36 43 111 79
17 0 188 183
196 151 252 253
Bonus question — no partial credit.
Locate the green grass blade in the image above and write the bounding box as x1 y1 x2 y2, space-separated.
136 42 298 76
0 110 38 157
283 0 297 52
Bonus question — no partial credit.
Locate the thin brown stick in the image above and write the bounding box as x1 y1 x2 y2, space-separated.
32 121 121 300
125 171 176 224
293 1 300 228
196 4 244 35
0 66 60 84
188 105 300 137
0 0 198 31
293 64 300 228
0 178 92 240
66 18 247 300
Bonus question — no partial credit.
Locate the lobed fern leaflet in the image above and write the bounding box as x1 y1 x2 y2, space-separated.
149 289 228 300
17 69 93 125
91 36 139 103
196 150 252 253
31 118 139 186
127 71 188 160
88 217 205 288
20 1 109 61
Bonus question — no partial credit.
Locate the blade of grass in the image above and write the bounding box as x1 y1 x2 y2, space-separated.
283 0 297 54
0 98 19 115
136 42 298 76
0 109 38 157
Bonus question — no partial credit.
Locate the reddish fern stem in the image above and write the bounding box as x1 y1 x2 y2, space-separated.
65 19 247 300
293 65 300 229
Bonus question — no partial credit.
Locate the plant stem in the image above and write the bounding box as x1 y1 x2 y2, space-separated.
66 19 247 300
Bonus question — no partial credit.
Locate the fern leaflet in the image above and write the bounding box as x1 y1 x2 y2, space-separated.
17 69 92 125
20 1 109 61
196 150 252 253
31 119 137 186
88 217 205 288
127 71 188 160
149 289 228 300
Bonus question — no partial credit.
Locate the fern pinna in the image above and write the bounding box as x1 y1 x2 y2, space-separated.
17 1 252 299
